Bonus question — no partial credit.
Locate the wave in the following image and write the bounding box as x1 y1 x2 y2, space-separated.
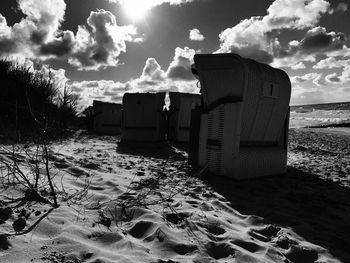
289 109 350 128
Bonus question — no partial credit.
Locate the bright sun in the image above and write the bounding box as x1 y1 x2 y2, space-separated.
123 0 149 20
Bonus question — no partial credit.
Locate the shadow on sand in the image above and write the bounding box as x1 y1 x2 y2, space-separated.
200 167 350 262
116 140 349 261
116 140 187 161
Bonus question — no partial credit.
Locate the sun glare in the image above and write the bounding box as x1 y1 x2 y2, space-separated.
123 0 149 20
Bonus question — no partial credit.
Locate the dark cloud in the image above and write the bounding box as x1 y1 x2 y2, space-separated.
40 31 75 57
325 73 341 83
301 32 332 50
30 31 47 45
0 0 66 57
217 0 331 64
273 27 348 68
0 1 139 70
332 2 348 13
0 38 17 55
167 63 195 80
230 46 274 64
300 27 346 52
18 0 66 44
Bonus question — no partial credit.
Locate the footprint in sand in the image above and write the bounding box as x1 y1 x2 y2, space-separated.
248 224 281 242
67 166 90 177
205 224 226 236
205 241 235 260
164 212 189 224
185 200 200 208
230 239 263 253
53 159 70 169
81 162 100 170
171 243 197 255
128 220 156 239
285 245 319 263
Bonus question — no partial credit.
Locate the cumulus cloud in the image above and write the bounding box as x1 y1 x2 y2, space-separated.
0 0 140 70
312 73 325 86
0 14 11 38
325 73 341 83
72 79 128 108
141 58 165 81
298 27 346 53
291 62 306 70
40 31 75 57
217 17 275 63
19 0 66 44
166 47 196 80
272 26 348 68
68 9 138 70
326 46 350 58
263 0 330 30
0 0 66 57
336 66 350 84
313 57 349 69
314 57 350 84
291 73 322 84
216 0 332 63
216 0 350 70
70 47 199 108
189 28 205 41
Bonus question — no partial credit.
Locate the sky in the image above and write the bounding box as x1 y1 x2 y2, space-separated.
0 0 349 109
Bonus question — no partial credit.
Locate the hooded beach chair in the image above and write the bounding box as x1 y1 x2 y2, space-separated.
192 53 291 179
121 92 166 141
168 92 201 142
93 100 122 134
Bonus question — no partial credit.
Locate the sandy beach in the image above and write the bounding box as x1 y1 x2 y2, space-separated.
0 128 349 263
1 0 350 261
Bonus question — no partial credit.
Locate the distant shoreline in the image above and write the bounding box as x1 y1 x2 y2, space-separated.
290 101 350 111
306 122 350 129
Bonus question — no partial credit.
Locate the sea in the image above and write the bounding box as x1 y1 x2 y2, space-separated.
289 101 350 128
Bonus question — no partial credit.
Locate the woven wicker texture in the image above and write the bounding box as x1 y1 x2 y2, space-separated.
194 54 291 179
